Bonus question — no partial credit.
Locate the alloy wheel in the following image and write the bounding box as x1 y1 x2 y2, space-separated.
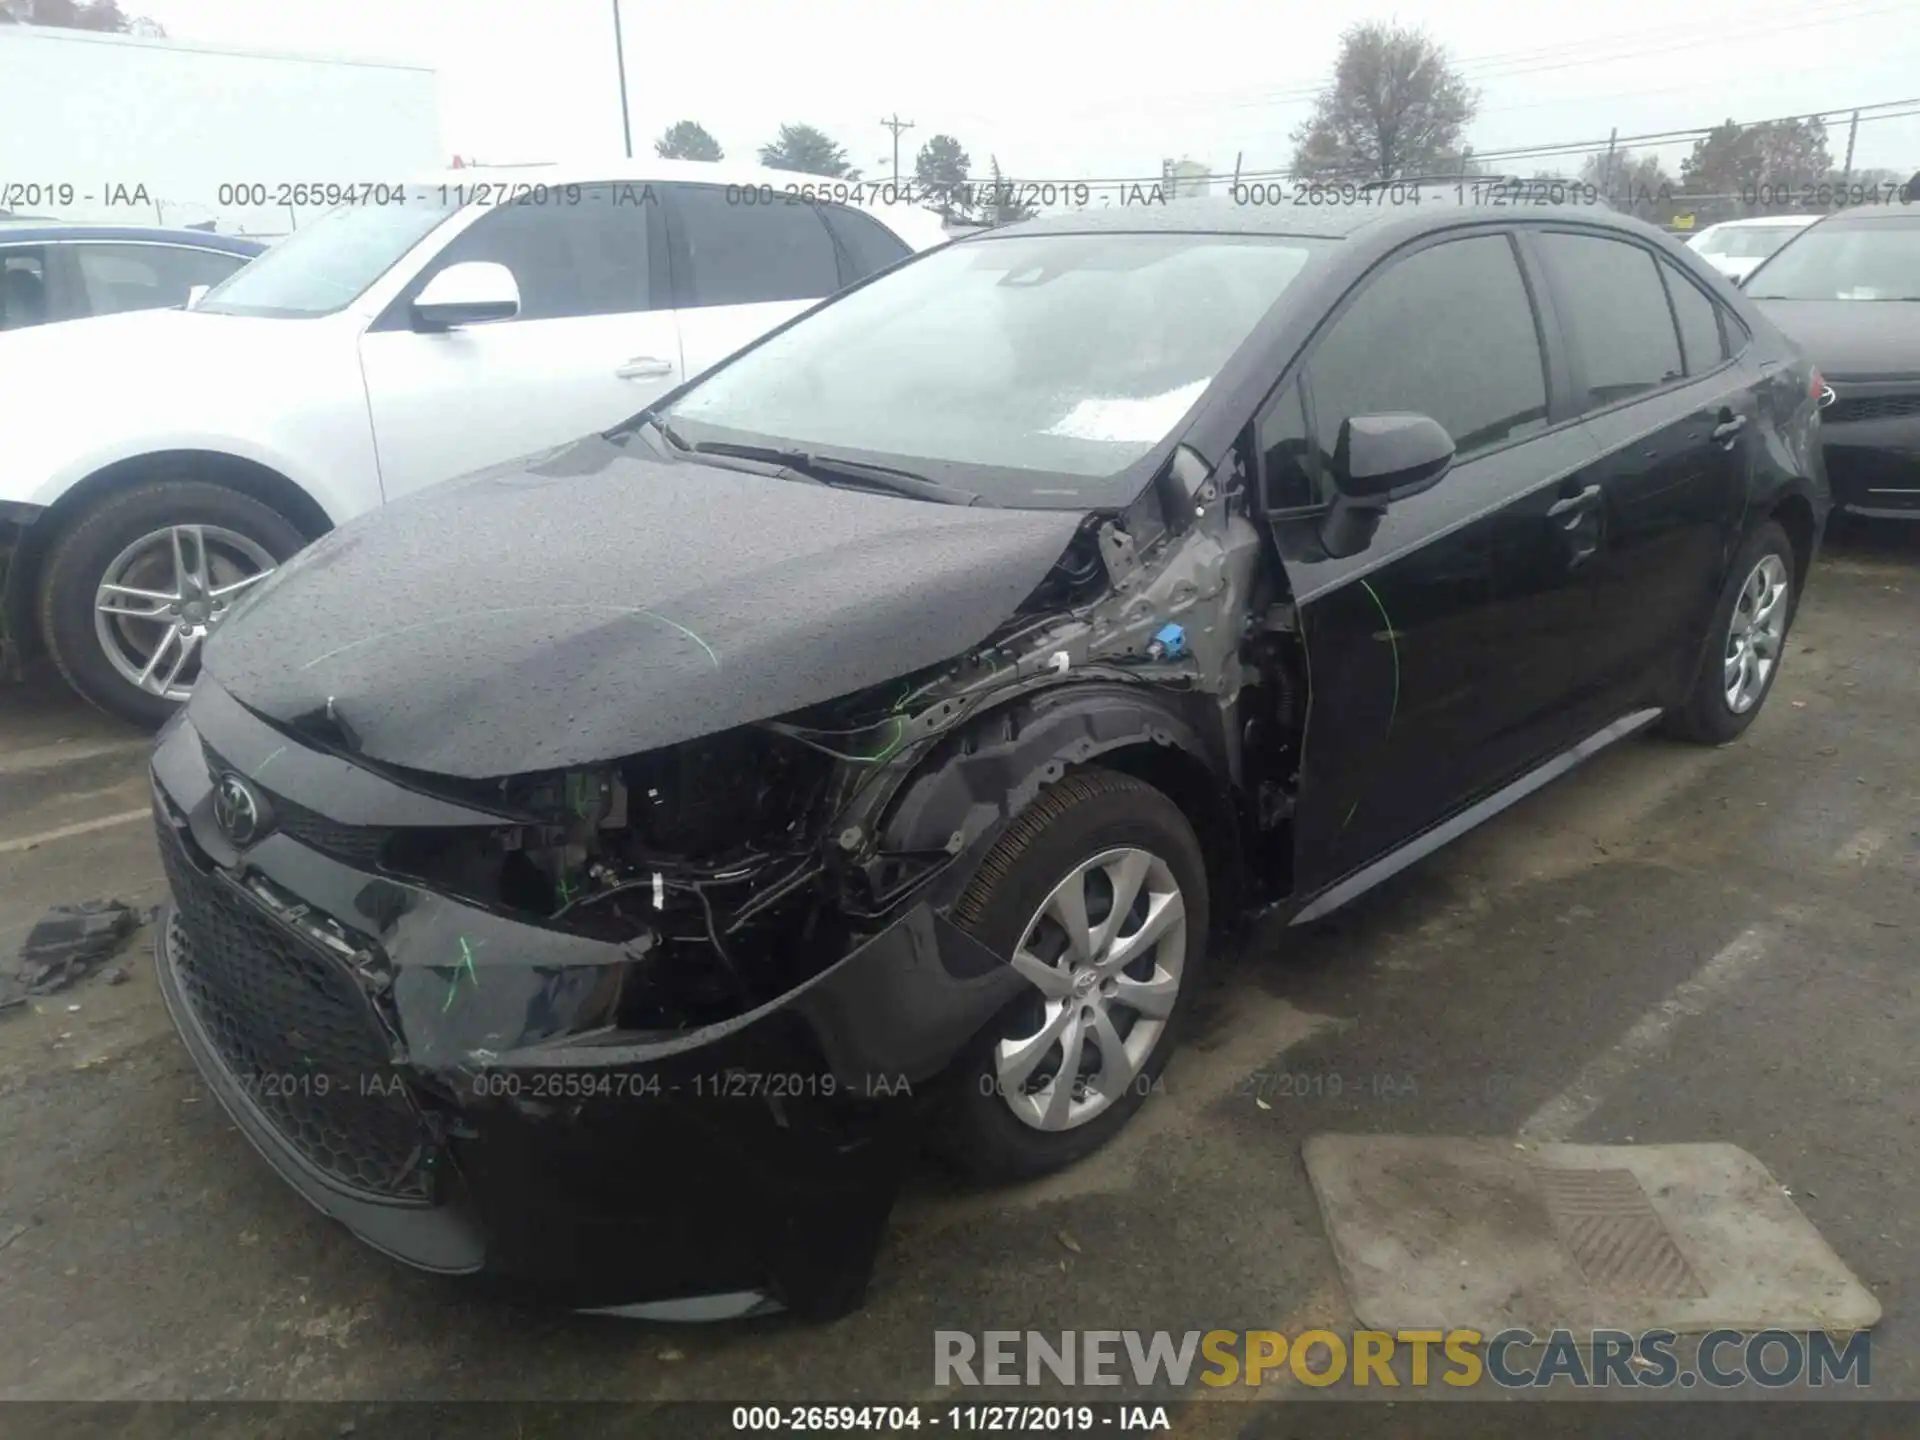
1723 552 1789 715
92 524 277 700
993 846 1188 1132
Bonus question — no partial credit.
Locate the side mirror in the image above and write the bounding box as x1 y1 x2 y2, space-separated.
411 261 520 330
1332 412 1455 502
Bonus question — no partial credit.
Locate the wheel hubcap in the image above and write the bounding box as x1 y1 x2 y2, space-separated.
993 846 1188 1132
1723 552 1789 715
93 524 277 701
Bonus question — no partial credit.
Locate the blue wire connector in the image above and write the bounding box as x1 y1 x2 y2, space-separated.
1147 623 1187 660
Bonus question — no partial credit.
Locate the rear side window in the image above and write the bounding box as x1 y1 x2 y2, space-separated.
1306 234 1549 463
1660 260 1730 375
669 185 841 307
424 186 651 321
1535 232 1684 409
72 243 247 317
821 205 911 281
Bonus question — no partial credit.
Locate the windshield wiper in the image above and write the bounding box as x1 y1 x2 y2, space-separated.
688 441 987 507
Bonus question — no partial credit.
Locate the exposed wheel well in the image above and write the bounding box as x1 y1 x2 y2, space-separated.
1079 741 1246 938
3 450 331 671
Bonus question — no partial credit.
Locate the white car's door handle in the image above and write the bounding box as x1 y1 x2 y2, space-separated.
616 356 674 380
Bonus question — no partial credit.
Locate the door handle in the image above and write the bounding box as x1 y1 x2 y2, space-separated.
1547 483 1602 519
1711 414 1748 447
616 356 674 380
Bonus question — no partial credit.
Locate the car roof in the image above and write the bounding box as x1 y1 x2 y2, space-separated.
418 158 952 248
0 222 265 253
1701 215 1821 230
983 191 1657 244
420 157 903 197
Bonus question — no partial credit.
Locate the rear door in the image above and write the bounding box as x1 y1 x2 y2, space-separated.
661 183 849 381
357 186 680 500
1259 229 1602 892
1524 227 1755 710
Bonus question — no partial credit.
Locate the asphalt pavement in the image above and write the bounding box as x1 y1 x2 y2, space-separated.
0 520 1914 1432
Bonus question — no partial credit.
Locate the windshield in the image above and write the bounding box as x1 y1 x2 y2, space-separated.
1696 224 1806 259
196 189 460 317
1746 216 1920 300
660 231 1326 505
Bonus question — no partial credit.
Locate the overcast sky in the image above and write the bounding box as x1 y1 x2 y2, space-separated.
141 0 1920 187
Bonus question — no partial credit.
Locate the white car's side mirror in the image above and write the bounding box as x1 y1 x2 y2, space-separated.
412 261 520 330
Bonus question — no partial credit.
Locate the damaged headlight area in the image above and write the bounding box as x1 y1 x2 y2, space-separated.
357 661 1007 1038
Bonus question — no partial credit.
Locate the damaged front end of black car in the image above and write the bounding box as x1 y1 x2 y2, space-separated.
148 423 1288 1319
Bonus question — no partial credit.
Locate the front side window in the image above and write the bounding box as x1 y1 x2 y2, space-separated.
196 190 459 318
415 186 651 321
73 243 248 317
1535 232 1683 410
1306 234 1549 464
0 247 49 329
669 186 842 307
1745 216 1920 300
661 231 1326 505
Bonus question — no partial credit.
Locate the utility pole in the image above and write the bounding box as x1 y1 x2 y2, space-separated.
1841 108 1859 186
1601 127 1618 197
611 0 633 159
880 114 915 185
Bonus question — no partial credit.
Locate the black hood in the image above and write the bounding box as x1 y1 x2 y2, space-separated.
1752 300 1920 379
205 437 1089 777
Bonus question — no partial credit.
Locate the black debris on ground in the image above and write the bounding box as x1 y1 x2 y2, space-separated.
1 900 156 1014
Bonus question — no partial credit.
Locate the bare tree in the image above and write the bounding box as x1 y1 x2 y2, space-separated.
1290 22 1477 181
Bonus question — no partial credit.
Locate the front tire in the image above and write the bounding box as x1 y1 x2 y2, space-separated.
1664 520 1797 745
37 480 306 729
938 769 1210 1184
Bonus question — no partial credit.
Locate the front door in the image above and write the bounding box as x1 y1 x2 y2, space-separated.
1256 230 1601 895
358 186 682 500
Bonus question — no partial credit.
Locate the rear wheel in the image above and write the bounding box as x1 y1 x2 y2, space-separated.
38 480 305 729
939 769 1210 1183
1664 520 1797 745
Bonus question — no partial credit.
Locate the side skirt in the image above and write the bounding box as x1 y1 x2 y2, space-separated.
1288 707 1666 926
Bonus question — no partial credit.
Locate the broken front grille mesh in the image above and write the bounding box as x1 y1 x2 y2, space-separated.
157 816 432 1202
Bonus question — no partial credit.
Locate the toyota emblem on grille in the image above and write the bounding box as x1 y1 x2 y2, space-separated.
213 773 264 846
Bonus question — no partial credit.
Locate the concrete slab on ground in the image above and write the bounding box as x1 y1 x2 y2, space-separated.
1305 1134 1883 1334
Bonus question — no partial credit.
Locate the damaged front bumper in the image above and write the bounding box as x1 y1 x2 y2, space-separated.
149 687 1024 1319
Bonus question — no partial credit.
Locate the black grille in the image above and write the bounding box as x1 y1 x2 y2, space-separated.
157 816 433 1202
272 799 395 868
201 740 395 868
1827 391 1920 424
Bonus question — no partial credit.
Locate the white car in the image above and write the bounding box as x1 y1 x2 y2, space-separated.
1685 214 1819 284
0 159 949 726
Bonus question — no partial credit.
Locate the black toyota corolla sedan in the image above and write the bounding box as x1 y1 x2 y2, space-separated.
149 194 1829 1321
